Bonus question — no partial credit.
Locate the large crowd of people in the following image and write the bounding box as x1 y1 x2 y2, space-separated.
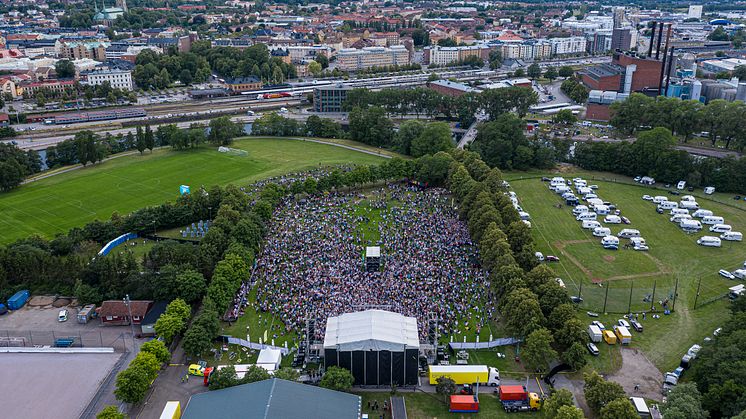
253 183 490 342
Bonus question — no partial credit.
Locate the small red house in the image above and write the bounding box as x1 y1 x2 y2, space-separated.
98 300 153 326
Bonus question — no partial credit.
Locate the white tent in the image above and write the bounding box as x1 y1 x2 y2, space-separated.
257 348 282 370
365 246 380 258
323 310 420 351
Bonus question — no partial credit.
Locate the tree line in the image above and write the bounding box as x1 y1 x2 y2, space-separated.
0 142 41 191
571 127 746 194
611 93 746 151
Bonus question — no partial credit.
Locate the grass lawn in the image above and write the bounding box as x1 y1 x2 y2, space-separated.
508 171 745 372
357 391 539 419
0 137 387 244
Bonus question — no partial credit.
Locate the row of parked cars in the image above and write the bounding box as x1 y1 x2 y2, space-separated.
642 194 742 247
718 260 746 281
586 317 644 355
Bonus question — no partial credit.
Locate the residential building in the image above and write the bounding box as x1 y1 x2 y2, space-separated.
97 300 153 326
21 79 76 96
550 37 587 56
0 77 18 98
57 40 108 61
313 84 351 113
611 27 634 51
0 113 9 127
425 45 490 66
80 68 133 90
139 301 167 336
336 46 410 71
179 378 361 419
224 76 262 93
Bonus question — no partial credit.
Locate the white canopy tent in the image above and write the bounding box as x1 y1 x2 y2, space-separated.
323 310 420 351
257 348 282 370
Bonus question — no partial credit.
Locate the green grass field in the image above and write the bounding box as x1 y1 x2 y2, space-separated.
507 172 745 372
357 391 539 419
0 137 386 244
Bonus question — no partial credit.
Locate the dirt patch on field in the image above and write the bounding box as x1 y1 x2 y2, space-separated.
603 255 616 262
607 348 663 402
27 296 56 306
52 298 72 307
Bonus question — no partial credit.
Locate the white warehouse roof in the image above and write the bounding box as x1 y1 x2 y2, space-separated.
323 310 420 351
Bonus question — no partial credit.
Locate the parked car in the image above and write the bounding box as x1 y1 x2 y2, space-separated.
592 321 606 330
546 255 560 262
634 176 642 182
541 177 550 182
570 296 584 304
587 342 600 356
621 216 631 224
714 327 722 336
642 195 653 201
618 319 630 328
669 190 681 195
687 186 694 192
734 196 742 200
719 269 736 280
630 319 643 332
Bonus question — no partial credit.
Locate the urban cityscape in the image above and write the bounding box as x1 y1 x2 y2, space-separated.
1 0 746 418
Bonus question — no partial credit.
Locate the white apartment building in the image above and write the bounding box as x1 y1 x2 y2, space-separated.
550 37 588 55
426 45 488 65
336 46 410 71
81 68 133 90
497 40 552 60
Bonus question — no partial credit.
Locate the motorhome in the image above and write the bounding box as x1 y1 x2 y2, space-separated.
602 236 620 249
702 216 724 225
549 177 566 189
680 200 699 210
593 227 612 237
681 195 695 202
618 229 641 239
670 208 689 216
658 201 679 210
679 219 702 231
721 231 742 241
582 220 602 230
572 205 589 215
595 205 610 215
709 224 732 233
704 186 715 195
692 209 713 218
640 176 655 185
587 198 604 208
574 179 587 188
677 181 686 190
670 214 692 224
697 236 722 247
588 325 603 343
729 284 745 299
519 212 531 221
576 212 597 221
652 196 668 204
603 215 621 224
583 193 598 201
733 269 746 279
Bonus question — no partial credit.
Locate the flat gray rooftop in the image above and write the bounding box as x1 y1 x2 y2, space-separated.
0 352 121 419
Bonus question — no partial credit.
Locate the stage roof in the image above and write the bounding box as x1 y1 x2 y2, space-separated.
323 309 420 351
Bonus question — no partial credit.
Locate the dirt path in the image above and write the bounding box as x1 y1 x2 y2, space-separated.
607 348 663 401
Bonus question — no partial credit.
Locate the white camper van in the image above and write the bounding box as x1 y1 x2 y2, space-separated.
602 235 620 249
680 200 699 210
604 215 622 224
693 209 713 218
680 219 702 231
593 227 612 237
582 220 602 230
670 208 689 216
677 181 686 190
658 201 679 210
704 186 715 195
670 214 692 224
576 212 598 221
702 216 725 225
721 231 743 242
697 236 722 247
652 196 668 204
572 205 589 215
681 195 696 202
618 229 641 239
709 224 732 233
595 205 610 215
519 211 531 221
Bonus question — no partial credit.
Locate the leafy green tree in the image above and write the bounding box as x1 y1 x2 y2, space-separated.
555 405 584 419
584 371 627 414
165 298 191 322
136 126 146 154
74 278 101 305
553 109 577 125
319 366 354 392
208 116 243 146
208 365 238 390
97 406 126 419
554 319 586 351
527 63 542 79
130 351 160 380
240 365 272 384
274 368 301 381
114 365 151 403
543 388 575 418
308 61 322 76
600 397 639 419
660 383 708 419
411 122 454 157
544 67 558 81
435 376 457 403
562 342 588 371
140 339 171 364
170 270 206 303
182 324 212 357
315 53 329 69
55 59 76 78
396 120 425 155
154 314 184 344
502 288 545 338
522 327 557 372
558 66 574 78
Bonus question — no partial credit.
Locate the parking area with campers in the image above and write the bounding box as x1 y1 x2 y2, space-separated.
507 173 746 372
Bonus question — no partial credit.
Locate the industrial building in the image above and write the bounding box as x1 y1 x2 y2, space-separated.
313 84 351 113
323 310 420 386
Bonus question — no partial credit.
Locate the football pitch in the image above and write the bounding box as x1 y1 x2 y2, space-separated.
507 172 746 371
0 137 386 244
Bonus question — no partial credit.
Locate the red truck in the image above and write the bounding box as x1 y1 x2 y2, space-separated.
498 385 541 412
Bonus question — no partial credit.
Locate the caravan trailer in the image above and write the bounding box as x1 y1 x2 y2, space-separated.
582 220 602 230
602 236 620 249
593 227 612 237
693 209 713 218
709 224 732 233
721 231 743 242
677 181 686 190
572 205 589 215
658 201 679 210
576 212 598 221
680 219 702 232
652 196 668 204
618 229 641 239
704 187 715 195
680 200 699 210
697 236 722 247
603 215 622 224
670 214 692 224
670 208 689 216
702 216 725 225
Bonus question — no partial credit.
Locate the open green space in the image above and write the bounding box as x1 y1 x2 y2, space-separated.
0 137 386 244
509 173 745 372
357 391 538 419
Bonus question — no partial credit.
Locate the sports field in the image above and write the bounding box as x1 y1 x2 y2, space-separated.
507 172 745 371
0 138 386 244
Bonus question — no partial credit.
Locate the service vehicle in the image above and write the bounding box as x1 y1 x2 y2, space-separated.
428 365 500 386
498 385 541 412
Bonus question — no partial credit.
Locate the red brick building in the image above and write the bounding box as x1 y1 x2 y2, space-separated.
585 103 613 121
98 300 153 326
611 51 663 93
580 64 623 91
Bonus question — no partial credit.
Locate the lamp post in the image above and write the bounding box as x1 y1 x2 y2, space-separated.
123 294 136 351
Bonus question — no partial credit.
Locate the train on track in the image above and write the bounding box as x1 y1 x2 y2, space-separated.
41 108 147 125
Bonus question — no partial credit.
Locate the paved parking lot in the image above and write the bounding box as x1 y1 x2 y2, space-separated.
0 352 122 419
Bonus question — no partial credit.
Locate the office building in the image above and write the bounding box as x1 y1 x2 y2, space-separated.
81 68 133 90
611 27 634 51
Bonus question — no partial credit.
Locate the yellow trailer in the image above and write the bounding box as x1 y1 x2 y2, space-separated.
428 365 501 386
159 401 181 419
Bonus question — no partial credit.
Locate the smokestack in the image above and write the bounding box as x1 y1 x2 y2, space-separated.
655 22 664 60
659 24 672 94
647 22 656 57
665 47 675 95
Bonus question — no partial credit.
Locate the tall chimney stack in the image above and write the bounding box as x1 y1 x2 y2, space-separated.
647 22 657 57
655 22 664 60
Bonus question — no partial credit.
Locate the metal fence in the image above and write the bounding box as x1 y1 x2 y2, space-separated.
0 330 129 352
